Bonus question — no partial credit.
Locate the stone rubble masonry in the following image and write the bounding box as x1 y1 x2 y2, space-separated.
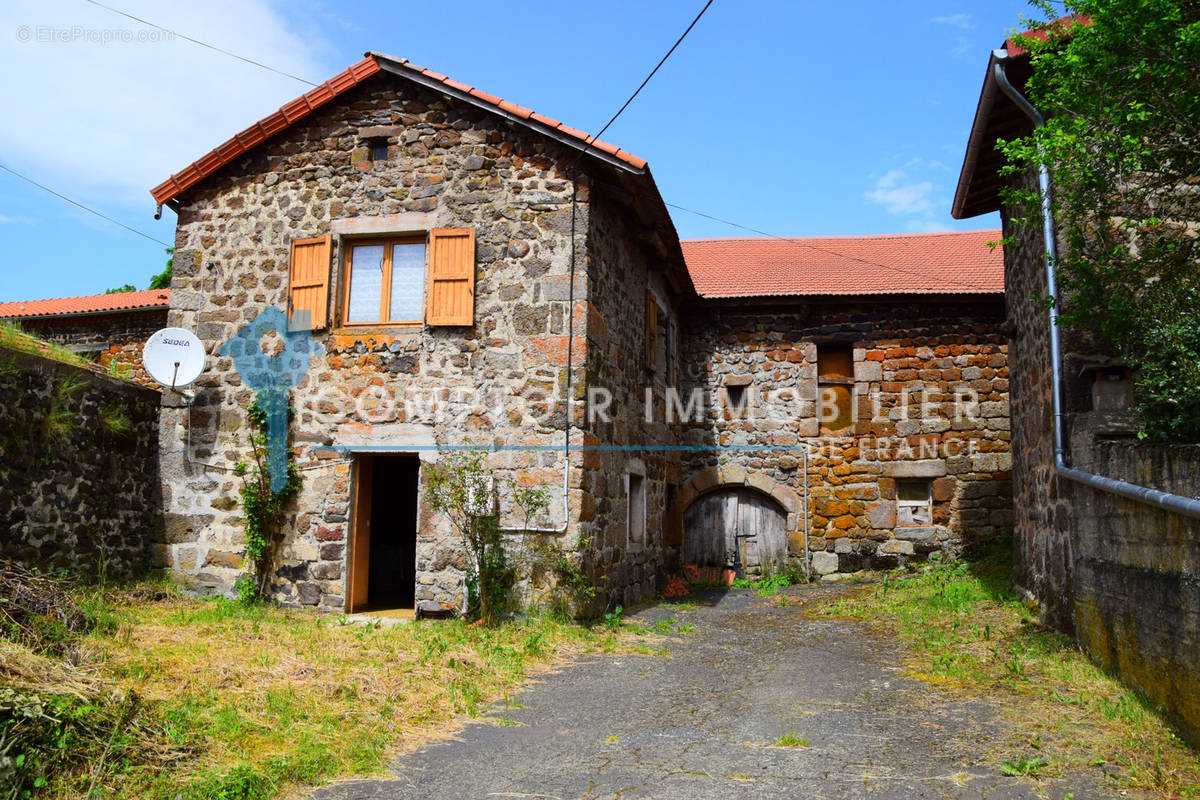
2 347 161 578
17 309 169 388
156 71 674 611
1001 169 1200 745
675 299 1013 574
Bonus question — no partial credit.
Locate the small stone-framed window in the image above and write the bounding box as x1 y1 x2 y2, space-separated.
723 374 752 416
645 290 671 383
369 139 389 162
817 343 854 432
896 479 932 525
626 463 647 547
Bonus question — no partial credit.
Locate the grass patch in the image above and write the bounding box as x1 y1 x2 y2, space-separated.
813 546 1200 795
773 731 808 748
0 321 90 370
3 580 636 799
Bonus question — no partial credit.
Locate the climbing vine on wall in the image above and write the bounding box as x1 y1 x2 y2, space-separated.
233 390 301 603
999 1 1200 441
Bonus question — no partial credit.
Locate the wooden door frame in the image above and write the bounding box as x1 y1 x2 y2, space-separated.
348 454 373 612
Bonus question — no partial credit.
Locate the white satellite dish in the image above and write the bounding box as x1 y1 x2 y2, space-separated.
143 328 205 389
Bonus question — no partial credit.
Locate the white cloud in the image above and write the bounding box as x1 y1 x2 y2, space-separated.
0 213 37 224
865 169 938 216
0 0 336 213
905 218 948 233
930 13 975 29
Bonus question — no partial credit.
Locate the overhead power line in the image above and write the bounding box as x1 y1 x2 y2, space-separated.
589 0 714 146
0 163 172 247
85 0 318 86
76 1 993 293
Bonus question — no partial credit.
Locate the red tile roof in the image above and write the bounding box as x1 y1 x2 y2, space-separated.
681 230 1003 299
151 52 646 206
0 289 171 319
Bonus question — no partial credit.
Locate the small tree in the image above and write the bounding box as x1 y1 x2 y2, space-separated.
425 451 550 625
999 1 1200 441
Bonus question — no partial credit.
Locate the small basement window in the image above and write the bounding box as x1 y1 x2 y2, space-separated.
896 479 932 525
817 343 854 432
369 139 389 162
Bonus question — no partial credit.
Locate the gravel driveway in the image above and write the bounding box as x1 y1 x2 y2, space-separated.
312 585 1109 799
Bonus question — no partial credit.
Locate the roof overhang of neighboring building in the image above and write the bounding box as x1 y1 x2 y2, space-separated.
951 16 1085 219
149 52 694 295
0 289 171 321
950 49 1033 220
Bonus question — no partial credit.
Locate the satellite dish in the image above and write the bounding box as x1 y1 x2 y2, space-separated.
143 328 205 389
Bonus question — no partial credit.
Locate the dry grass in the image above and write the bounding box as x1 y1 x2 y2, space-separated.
0 321 91 369
815 551 1200 798
19 587 642 799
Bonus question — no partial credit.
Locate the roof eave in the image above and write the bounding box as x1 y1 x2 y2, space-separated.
695 290 1004 301
951 50 1009 220
1 304 170 321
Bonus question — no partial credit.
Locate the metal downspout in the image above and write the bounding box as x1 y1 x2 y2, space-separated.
991 50 1200 520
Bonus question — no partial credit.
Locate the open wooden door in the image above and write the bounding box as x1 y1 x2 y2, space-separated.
348 455 373 611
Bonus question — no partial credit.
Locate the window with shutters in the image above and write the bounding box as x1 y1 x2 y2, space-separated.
288 235 332 331
332 227 475 327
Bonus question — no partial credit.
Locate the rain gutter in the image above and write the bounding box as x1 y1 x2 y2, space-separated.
991 49 1200 519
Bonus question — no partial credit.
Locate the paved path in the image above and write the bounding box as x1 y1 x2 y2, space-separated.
313 585 1108 799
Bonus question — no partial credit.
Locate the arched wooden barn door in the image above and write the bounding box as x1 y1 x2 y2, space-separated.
682 488 787 577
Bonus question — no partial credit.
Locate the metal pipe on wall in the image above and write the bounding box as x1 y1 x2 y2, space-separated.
991 49 1200 520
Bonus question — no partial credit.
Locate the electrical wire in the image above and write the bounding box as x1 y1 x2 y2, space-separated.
85 0 318 86
586 0 714 148
76 2 995 293
0 162 173 247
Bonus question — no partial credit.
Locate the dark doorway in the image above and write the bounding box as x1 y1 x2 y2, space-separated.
349 454 419 611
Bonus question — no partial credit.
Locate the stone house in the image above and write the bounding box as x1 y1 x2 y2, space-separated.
150 52 1012 613
0 289 170 386
151 53 689 612
672 232 1012 578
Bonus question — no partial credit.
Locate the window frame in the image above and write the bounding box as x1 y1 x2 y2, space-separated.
626 463 647 548
339 234 428 327
895 479 933 526
816 342 856 433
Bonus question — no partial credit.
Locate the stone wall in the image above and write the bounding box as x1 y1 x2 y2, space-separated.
1002 179 1200 743
675 298 1013 575
1067 440 1200 744
156 71 681 610
18 309 168 388
579 183 685 608
1 347 161 579
1001 172 1089 630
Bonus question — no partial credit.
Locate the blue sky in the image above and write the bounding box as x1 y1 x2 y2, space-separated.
0 0 1035 302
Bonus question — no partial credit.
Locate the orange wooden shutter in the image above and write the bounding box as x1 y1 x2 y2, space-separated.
645 291 658 367
426 227 475 326
288 235 331 330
